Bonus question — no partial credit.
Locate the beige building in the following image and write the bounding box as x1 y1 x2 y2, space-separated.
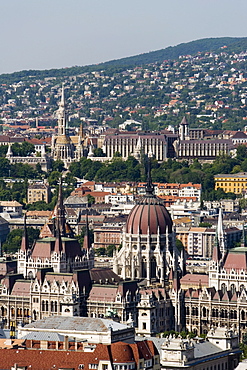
27 182 51 204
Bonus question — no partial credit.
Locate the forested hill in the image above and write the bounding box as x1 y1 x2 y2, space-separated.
100 37 247 67
1 37 247 83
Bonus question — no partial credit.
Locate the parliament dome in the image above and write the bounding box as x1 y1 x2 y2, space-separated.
126 194 172 235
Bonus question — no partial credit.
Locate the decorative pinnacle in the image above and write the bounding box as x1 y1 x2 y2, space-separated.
146 157 154 195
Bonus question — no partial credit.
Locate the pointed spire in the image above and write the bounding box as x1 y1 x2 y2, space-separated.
241 224 246 247
146 157 154 195
54 219 63 253
212 230 221 262
61 83 65 107
217 208 225 253
83 210 91 251
79 122 84 139
57 84 66 136
6 144 13 158
180 116 188 125
20 214 29 252
56 177 66 237
172 264 180 292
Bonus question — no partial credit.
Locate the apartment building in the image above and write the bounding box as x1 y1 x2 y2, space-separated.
27 182 51 204
215 173 247 194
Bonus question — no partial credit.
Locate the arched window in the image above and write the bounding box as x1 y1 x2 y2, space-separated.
28 271 34 279
141 258 147 278
230 284 236 294
11 308 15 317
150 257 157 279
221 283 226 294
241 310 245 321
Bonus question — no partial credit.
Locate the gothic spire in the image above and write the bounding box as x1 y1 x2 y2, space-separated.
241 224 246 247
56 177 66 237
146 157 154 195
212 230 221 262
54 219 63 253
20 213 29 252
83 209 91 252
57 84 66 136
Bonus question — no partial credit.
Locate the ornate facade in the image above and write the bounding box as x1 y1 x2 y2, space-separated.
113 173 184 286
103 132 168 161
51 85 84 168
18 180 94 279
185 228 247 339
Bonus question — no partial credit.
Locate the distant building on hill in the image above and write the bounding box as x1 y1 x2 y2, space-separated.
27 182 51 204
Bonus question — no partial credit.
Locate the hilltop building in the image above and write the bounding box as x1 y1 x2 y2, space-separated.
27 182 51 204
6 140 51 171
174 117 235 162
51 85 85 168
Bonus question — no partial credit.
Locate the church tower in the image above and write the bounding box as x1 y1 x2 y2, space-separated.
179 116 189 141
51 85 74 168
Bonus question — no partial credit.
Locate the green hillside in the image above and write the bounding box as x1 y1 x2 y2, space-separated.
100 37 247 67
0 37 246 83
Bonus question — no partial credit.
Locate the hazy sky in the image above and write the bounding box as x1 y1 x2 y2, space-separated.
1 0 246 74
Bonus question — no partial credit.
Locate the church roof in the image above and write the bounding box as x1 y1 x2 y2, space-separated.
56 134 71 145
223 247 247 270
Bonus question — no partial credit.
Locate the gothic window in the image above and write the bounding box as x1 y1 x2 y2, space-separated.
240 285 245 293
241 310 245 321
28 271 34 279
17 308 22 318
221 283 226 294
45 301 49 312
42 301 45 312
11 308 15 317
51 301 54 312
202 307 207 317
55 301 58 312
33 310 37 321
141 258 147 278
230 284 236 294
150 257 157 279
186 307 190 315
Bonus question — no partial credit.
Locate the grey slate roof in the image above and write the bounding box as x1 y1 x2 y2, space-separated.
21 331 64 341
22 316 128 333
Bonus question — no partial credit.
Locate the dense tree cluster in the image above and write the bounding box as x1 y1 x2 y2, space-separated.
3 227 40 254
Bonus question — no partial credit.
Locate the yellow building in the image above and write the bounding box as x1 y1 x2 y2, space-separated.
27 183 51 204
214 172 247 194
